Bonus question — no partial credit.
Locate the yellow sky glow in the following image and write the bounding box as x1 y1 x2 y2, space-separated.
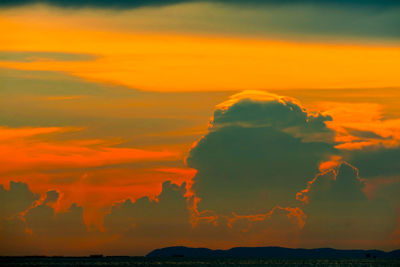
1 14 399 92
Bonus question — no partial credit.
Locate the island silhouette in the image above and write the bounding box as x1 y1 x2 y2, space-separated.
146 246 400 259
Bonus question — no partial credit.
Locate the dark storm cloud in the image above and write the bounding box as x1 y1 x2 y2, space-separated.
101 178 306 254
25 202 87 237
187 91 336 215
43 190 60 204
1 0 399 9
347 146 400 178
2 1 398 41
218 0 400 8
0 0 186 8
298 162 367 203
299 162 396 244
104 181 190 235
102 181 193 254
102 90 399 251
211 96 333 140
0 183 88 255
0 181 39 219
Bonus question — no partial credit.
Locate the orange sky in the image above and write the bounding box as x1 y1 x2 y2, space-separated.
1 8 399 92
1 2 400 255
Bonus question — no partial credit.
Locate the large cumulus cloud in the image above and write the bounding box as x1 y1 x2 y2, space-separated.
85 91 400 252
187 91 336 215
185 90 398 249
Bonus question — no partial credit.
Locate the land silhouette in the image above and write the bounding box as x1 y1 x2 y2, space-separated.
147 246 400 259
1 246 399 267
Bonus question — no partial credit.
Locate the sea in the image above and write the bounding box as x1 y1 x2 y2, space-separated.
1 257 399 267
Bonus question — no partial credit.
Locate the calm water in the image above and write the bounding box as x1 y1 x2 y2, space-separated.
1 258 399 267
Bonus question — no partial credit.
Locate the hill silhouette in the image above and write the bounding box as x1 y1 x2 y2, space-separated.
147 246 400 259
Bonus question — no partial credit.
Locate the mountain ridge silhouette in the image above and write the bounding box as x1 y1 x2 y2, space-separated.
147 246 400 259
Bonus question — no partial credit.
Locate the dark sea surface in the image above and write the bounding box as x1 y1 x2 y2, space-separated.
1 257 399 267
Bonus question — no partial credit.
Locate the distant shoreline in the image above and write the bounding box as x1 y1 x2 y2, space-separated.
1 255 399 267
1 246 398 259
146 246 400 259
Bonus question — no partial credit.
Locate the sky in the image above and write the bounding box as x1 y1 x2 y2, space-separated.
0 0 400 256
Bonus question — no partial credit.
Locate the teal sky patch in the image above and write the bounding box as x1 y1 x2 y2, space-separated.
0 51 97 62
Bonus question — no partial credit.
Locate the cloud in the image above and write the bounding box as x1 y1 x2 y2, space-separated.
344 143 400 247
2 2 399 44
298 162 397 247
1 0 399 9
102 179 305 254
184 91 398 249
347 146 400 179
0 51 96 63
0 126 178 174
318 102 400 150
104 181 190 234
43 190 60 204
0 0 186 8
0 182 39 255
43 95 86 101
374 179 400 247
0 181 39 219
212 91 334 142
297 162 366 203
1 90 400 254
0 126 73 142
25 202 87 237
218 0 400 7
103 181 192 254
187 91 336 215
0 182 95 255
0 216 38 256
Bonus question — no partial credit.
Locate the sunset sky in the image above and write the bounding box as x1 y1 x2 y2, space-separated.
1 0 399 256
